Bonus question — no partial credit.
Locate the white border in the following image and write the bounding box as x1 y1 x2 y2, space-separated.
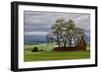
18 5 95 68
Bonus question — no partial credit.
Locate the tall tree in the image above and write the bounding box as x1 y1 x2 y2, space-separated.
51 17 65 47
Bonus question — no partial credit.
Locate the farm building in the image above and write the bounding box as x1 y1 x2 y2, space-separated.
53 36 86 51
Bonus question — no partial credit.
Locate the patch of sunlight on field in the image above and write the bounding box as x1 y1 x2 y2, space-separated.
24 43 56 51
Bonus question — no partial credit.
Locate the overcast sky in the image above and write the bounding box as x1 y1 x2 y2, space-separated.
24 11 90 37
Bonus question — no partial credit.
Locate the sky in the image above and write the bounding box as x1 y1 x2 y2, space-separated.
24 11 90 43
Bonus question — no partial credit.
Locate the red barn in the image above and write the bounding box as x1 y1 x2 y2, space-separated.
53 36 86 51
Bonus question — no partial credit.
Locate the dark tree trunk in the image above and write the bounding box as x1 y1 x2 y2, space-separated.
63 40 67 47
57 33 60 47
69 39 71 47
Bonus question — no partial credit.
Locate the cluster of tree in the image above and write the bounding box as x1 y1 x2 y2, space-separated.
46 17 85 48
32 47 39 52
31 47 45 52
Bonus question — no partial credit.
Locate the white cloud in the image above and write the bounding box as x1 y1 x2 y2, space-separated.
24 31 48 36
74 15 90 30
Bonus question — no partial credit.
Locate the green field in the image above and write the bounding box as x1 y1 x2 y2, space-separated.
24 43 90 62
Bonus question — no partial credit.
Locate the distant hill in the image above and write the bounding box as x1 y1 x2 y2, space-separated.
24 34 90 44
24 35 47 44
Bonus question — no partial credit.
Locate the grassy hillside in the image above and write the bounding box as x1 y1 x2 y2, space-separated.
24 43 56 52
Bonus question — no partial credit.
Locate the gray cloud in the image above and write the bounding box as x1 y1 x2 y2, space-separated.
24 11 90 36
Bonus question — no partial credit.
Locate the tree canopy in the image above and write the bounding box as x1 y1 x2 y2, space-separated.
46 17 85 48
